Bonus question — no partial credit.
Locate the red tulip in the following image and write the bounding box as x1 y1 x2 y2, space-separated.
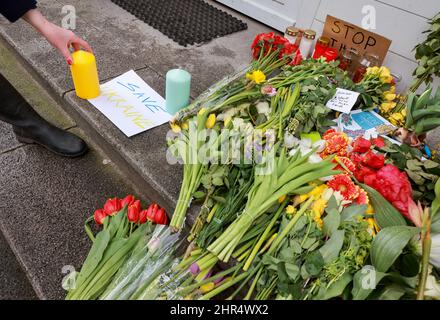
155 208 169 225
127 200 141 223
103 198 122 216
94 209 107 225
139 209 149 224
146 203 159 223
120 195 135 208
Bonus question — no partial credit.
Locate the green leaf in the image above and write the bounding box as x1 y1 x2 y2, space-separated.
304 251 324 276
323 208 340 236
362 184 407 228
319 230 345 264
377 284 406 300
75 229 110 288
352 266 387 300
341 205 367 222
193 191 206 199
432 179 440 218
314 272 352 300
371 226 420 273
285 263 300 281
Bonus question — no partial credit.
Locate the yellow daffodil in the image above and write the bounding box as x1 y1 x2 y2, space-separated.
170 123 182 133
278 195 287 203
380 101 397 113
200 282 216 293
205 114 216 129
246 70 266 84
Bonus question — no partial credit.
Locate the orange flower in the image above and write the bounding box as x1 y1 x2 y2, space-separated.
333 156 356 173
321 129 349 158
327 174 360 201
355 188 369 205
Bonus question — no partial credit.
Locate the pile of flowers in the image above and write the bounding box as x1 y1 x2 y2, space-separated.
69 30 440 301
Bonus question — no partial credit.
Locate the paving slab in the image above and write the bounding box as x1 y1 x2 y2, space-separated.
0 233 37 300
0 133 139 300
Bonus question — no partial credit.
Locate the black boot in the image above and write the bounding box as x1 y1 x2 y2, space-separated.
0 73 88 157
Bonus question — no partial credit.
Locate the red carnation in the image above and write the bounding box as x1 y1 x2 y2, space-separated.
362 151 385 169
364 164 413 219
352 137 371 153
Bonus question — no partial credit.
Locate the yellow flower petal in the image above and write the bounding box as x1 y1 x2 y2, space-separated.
384 93 396 101
286 205 296 215
181 121 189 130
198 108 207 116
278 195 287 203
200 282 216 293
205 114 216 129
170 123 181 133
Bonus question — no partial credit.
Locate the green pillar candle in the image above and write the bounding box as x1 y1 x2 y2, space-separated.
166 69 192 115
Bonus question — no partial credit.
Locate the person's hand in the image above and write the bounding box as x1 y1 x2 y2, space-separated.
23 9 92 65
42 23 92 65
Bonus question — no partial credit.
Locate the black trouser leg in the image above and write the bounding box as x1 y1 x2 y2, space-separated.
0 73 88 157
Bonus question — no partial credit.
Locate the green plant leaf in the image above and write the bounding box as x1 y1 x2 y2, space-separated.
319 230 345 264
341 205 367 222
377 284 406 300
362 184 407 228
432 179 440 218
314 272 352 300
352 266 387 300
323 208 340 236
285 263 300 281
371 226 420 273
304 251 324 276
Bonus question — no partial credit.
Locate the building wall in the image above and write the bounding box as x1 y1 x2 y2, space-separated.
218 0 440 92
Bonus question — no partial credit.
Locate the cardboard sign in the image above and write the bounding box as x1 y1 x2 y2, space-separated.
322 15 391 65
326 88 360 114
88 70 171 137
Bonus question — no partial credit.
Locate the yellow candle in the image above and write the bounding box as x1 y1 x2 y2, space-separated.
70 50 100 99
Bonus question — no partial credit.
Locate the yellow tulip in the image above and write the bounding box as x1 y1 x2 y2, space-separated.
200 282 216 293
205 114 216 129
198 108 207 116
170 123 181 133
367 66 380 75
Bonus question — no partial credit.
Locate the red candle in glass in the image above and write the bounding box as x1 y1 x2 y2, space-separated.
323 48 338 62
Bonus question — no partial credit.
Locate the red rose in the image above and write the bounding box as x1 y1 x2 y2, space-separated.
362 151 385 169
371 137 386 148
352 137 371 153
364 164 413 219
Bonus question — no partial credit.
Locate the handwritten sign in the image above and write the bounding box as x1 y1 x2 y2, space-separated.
326 88 360 114
322 15 391 65
336 110 396 139
88 70 171 137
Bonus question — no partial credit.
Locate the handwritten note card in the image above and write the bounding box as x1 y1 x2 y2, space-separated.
326 88 360 114
88 70 171 137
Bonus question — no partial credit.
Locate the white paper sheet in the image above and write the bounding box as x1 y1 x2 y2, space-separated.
88 70 171 137
326 88 361 114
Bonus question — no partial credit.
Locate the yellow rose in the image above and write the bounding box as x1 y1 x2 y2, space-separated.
379 67 393 83
384 93 396 101
380 101 396 113
367 66 380 75
246 70 266 84
205 114 216 129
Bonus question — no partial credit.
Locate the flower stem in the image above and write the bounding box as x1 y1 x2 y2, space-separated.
417 209 432 300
